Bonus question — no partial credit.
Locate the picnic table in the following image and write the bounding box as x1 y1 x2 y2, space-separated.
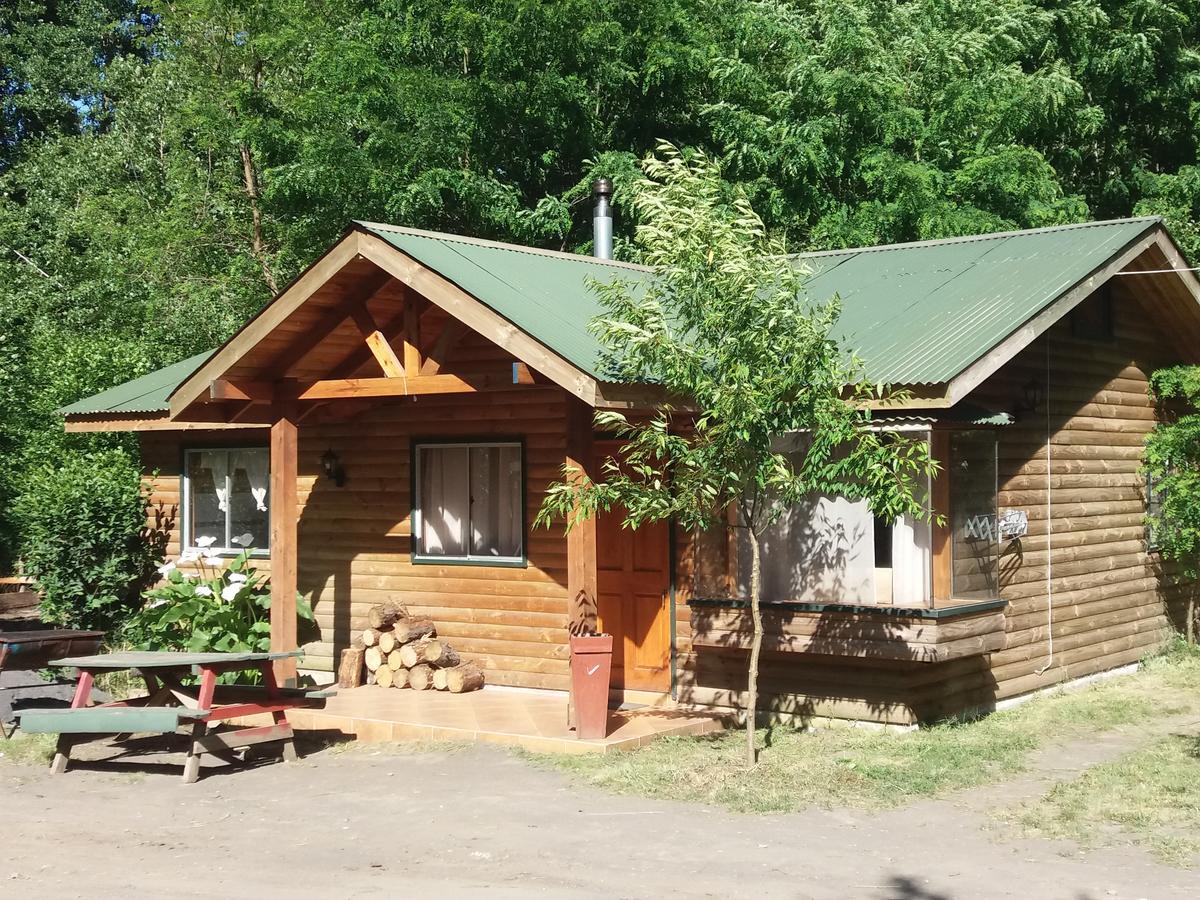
15 650 333 783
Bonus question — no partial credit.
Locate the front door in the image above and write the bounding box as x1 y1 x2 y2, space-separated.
593 442 672 693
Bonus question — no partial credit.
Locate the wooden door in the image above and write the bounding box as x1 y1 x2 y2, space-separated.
593 443 672 693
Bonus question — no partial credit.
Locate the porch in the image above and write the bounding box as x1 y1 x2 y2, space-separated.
283 684 726 754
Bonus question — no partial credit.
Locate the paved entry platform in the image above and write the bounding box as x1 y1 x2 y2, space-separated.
284 684 726 754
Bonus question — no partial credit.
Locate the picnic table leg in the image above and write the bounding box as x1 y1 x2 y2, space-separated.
180 666 218 784
262 663 299 763
50 669 95 774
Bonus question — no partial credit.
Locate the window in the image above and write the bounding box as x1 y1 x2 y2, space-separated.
183 448 270 554
949 431 999 600
413 441 524 565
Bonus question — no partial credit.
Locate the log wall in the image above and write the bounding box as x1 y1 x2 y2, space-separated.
140 379 573 690
674 285 1194 724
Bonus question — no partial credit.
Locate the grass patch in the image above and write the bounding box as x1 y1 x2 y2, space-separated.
0 732 57 767
525 641 1200 813
1002 734 1200 867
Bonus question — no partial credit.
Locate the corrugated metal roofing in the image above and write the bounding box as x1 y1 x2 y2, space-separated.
58 350 215 416
59 217 1161 417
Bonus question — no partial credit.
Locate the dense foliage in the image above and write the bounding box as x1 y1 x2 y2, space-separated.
537 146 938 763
1144 366 1200 640
11 449 163 630
128 547 314 673
3 0 1200 576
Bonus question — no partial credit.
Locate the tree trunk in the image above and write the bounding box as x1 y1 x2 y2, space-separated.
745 529 764 767
239 142 278 295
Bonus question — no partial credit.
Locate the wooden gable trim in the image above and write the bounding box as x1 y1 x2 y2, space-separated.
942 224 1165 408
64 413 268 433
354 230 599 405
169 233 365 418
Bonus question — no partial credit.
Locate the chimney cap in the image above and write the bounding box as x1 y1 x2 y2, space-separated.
591 177 613 197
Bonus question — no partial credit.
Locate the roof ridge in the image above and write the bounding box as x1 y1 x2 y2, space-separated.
354 221 653 272
794 216 1162 259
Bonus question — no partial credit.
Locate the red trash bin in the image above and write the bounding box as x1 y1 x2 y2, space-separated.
569 633 613 739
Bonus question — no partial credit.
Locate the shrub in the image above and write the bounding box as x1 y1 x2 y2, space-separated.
126 547 314 682
13 449 164 631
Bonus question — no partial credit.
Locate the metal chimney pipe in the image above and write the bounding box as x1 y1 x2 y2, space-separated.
592 177 613 260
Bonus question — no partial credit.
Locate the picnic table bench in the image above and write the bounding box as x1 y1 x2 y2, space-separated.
15 650 334 783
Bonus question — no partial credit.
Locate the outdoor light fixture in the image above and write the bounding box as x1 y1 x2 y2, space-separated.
320 447 345 487
1015 377 1043 418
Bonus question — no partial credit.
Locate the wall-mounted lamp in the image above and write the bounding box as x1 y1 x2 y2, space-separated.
320 447 345 487
1014 377 1043 418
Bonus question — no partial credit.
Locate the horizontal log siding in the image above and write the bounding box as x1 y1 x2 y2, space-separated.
673 288 1192 724
140 384 572 690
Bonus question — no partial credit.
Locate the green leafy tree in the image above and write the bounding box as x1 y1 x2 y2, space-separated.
1144 366 1200 642
537 146 937 765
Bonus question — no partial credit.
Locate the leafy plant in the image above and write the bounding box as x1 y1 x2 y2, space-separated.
12 449 163 632
1144 365 1200 641
126 544 313 679
537 144 937 766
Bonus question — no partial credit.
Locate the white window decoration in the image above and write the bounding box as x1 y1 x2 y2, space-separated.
414 441 523 564
184 448 270 554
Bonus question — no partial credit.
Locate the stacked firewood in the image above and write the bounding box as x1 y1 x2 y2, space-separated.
337 601 484 693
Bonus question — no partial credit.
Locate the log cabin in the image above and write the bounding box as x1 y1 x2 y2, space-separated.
59 215 1200 726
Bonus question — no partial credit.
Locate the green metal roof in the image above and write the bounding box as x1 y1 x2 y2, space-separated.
58 350 215 416
59 217 1162 417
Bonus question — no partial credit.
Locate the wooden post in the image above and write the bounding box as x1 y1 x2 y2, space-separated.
930 429 952 605
270 387 300 686
565 397 598 632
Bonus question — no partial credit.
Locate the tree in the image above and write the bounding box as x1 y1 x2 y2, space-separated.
1144 365 1200 643
537 145 937 765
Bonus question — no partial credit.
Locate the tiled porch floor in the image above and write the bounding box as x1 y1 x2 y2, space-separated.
286 684 726 754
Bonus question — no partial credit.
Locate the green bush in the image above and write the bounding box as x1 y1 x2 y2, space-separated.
126 548 313 677
13 449 164 632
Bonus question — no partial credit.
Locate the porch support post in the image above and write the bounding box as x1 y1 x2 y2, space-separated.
930 429 952 605
270 385 300 685
565 397 597 632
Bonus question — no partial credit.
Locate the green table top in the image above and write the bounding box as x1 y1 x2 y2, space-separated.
50 649 303 670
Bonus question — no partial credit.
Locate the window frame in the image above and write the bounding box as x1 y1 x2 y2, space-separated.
1146 469 1166 553
410 437 527 568
181 445 272 558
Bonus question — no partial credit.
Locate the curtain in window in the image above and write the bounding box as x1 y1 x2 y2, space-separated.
470 445 521 557
229 450 270 550
420 447 470 556
891 514 931 606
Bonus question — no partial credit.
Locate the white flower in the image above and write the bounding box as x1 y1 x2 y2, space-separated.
202 555 224 568
156 561 176 576
228 573 247 584
144 598 167 609
194 585 213 597
181 572 197 580
179 550 200 563
231 532 255 547
220 583 241 602
195 535 218 548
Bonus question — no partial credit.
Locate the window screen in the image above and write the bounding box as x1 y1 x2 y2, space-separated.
415 442 523 563
949 431 999 599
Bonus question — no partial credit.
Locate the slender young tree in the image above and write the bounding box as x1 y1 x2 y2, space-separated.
537 144 937 765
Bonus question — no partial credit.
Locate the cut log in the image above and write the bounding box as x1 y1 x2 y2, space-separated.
432 668 449 691
367 601 406 630
378 631 397 654
374 665 394 688
337 647 365 689
421 640 461 669
398 639 432 669
364 646 384 672
361 628 378 647
393 617 436 645
446 664 485 694
408 664 434 691
393 667 410 689
386 649 405 670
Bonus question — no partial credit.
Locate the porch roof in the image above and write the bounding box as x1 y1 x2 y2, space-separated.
60 216 1195 421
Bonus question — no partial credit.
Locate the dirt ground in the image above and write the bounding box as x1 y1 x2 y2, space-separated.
2 731 1196 900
